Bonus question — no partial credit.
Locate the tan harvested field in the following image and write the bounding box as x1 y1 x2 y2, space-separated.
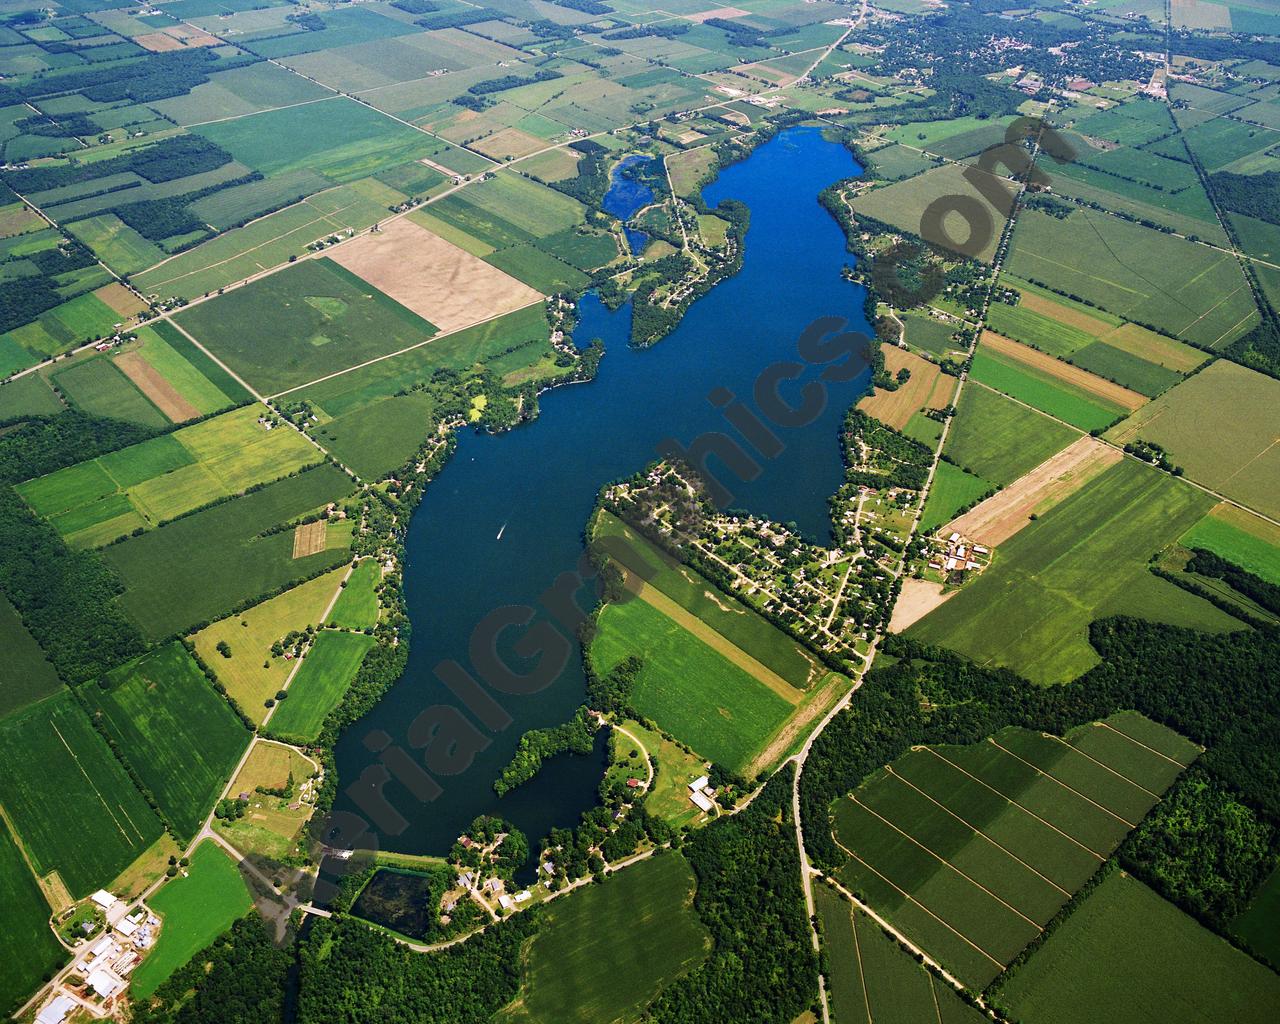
1209 501 1280 546
230 742 314 794
667 147 718 196
858 346 945 428
743 671 847 780
944 435 1123 545
687 6 751 21
327 217 543 332
292 521 327 558
0 204 45 237
136 27 221 52
1103 323 1207 373
94 281 148 318
982 331 1147 411
624 570 805 704
1017 289 1114 335
115 350 201 422
888 578 955 632
521 147 582 183
470 127 547 161
1016 288 1205 372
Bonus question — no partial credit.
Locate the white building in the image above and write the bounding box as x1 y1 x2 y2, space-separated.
90 890 117 910
36 994 75 1024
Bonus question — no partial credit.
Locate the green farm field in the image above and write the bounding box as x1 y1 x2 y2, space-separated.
591 597 793 777
128 326 236 416
193 565 349 723
919 461 992 533
133 183 397 301
0 374 63 419
1181 505 1280 585
174 259 438 395
18 405 322 547
500 851 710 1024
943 385 1078 485
0 595 63 720
815 885 986 1024
969 350 1124 433
50 356 168 429
0 691 163 897
295 303 553 417
129 841 253 1000
85 643 250 840
329 559 380 630
832 715 1195 989
986 301 1095 358
1106 360 1280 521
0 816 65 1015
1006 208 1257 349
66 213 164 276
311 390 437 481
852 163 1012 263
996 872 1280 1024
593 511 825 688
194 96 436 183
268 629 376 742
909 459 1240 684
104 464 355 639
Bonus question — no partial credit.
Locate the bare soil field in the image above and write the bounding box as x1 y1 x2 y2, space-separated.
858 346 945 428
687 7 752 22
94 282 148 318
982 331 1147 411
327 217 543 332
292 521 327 558
114 351 201 422
944 435 1122 545
888 578 954 632
136 27 221 52
470 127 547 161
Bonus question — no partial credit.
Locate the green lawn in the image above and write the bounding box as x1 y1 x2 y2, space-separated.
505 852 710 1024
970 349 1123 433
0 691 163 897
919 461 993 533
269 630 375 741
944 385 1078 486
997 872 1280 1024
591 598 793 776
328 559 380 630
86 643 251 841
0 815 66 1015
174 259 438 395
908 459 1241 684
129 841 253 999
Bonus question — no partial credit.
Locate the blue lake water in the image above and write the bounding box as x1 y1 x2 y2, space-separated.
332 126 870 863
603 153 656 256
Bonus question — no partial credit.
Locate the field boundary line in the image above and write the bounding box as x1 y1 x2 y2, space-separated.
848 902 876 1024
1097 720 1195 768
928 973 944 1024
987 739 1137 828
163 319 265 403
1043 732 1162 800
923 748 1107 861
49 720 135 845
184 94 337 129
848 795 1043 931
884 768 1071 897
832 837 1006 971
266 296 547 400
